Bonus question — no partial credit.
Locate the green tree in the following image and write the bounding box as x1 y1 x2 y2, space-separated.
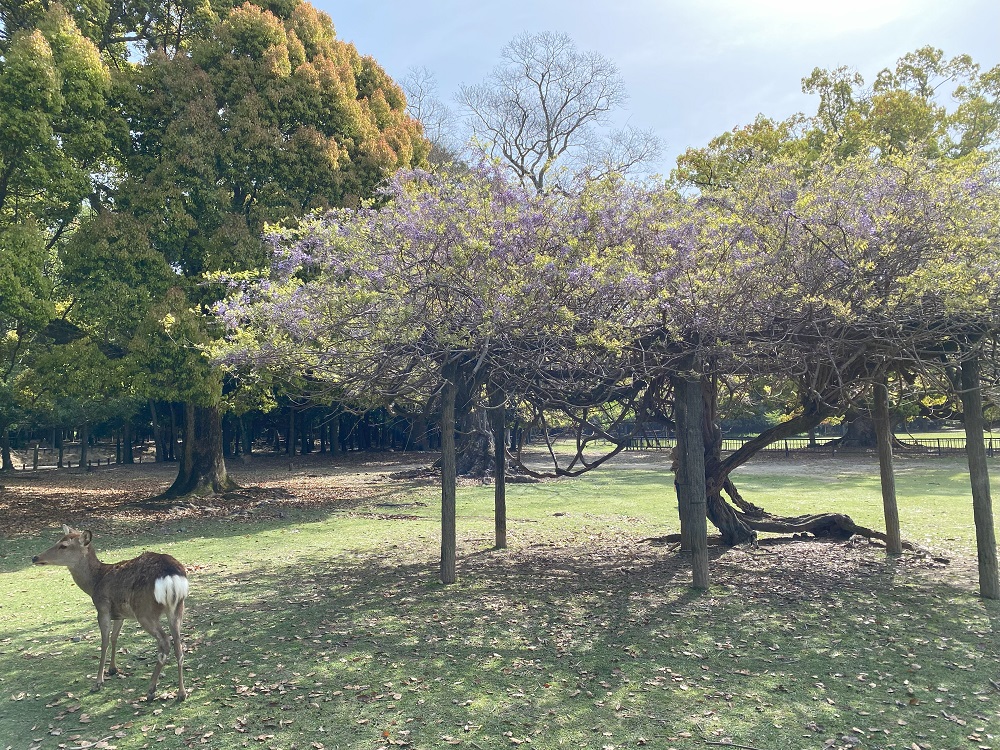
17 338 140 467
0 224 51 469
59 0 428 496
675 47 1000 189
0 4 109 469
214 164 645 581
803 46 999 160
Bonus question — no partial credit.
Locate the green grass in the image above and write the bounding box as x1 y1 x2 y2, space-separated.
1 454 999 750
731 455 996 554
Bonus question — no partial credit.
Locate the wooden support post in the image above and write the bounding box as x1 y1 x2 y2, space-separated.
874 377 902 555
960 353 999 600
489 386 508 550
440 363 458 584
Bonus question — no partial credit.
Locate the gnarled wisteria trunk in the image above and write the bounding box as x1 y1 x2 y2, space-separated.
695 376 907 549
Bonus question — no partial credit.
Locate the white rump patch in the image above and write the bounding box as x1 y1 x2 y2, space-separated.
153 575 189 609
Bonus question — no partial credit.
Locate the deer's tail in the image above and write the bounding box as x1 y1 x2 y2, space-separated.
154 575 189 611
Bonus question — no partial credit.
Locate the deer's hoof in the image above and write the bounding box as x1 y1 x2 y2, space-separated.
91 682 104 693
176 690 187 702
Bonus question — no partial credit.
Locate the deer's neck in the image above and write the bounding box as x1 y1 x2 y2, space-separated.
68 547 104 597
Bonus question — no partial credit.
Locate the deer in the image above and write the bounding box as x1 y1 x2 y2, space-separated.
32 525 188 701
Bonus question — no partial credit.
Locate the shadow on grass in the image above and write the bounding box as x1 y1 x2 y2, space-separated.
3 530 999 749
202 537 997 743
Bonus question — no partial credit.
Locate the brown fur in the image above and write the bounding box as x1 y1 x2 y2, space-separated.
32 525 188 701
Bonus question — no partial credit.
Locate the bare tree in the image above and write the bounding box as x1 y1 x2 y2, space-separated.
401 66 463 167
458 31 660 191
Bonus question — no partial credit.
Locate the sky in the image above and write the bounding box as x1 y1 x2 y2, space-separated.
314 0 1000 174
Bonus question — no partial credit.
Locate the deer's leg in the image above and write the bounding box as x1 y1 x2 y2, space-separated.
107 619 125 675
94 610 113 691
167 600 186 701
137 615 172 701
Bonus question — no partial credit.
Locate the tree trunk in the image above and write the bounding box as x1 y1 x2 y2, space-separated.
960 352 999 600
79 423 90 468
122 419 135 465
446 367 491 476
440 364 458 584
301 410 313 454
0 422 13 471
240 413 253 459
874 377 902 555
455 406 494 476
167 403 178 461
837 410 878 448
171 402 195 488
149 400 164 462
674 373 709 590
412 413 428 451
489 387 508 550
287 407 296 456
222 413 232 458
161 403 237 499
329 413 340 454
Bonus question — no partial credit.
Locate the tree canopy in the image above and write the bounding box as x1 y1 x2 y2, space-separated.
0 0 429 487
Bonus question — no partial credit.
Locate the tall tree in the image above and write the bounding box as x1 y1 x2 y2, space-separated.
58 0 429 496
655 151 1000 546
215 164 642 581
676 47 1000 189
0 3 109 469
666 47 1000 547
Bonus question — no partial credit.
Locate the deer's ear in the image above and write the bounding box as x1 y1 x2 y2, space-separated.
62 524 72 534
81 530 93 546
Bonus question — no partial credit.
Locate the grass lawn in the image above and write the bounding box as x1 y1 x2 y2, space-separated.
1 451 998 750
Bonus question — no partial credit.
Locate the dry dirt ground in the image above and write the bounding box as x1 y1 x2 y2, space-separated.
0 451 437 536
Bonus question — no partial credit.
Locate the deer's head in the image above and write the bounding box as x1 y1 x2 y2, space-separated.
32 525 93 566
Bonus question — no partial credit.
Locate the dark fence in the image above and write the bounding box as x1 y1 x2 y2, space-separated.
623 432 998 457
5 443 154 471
